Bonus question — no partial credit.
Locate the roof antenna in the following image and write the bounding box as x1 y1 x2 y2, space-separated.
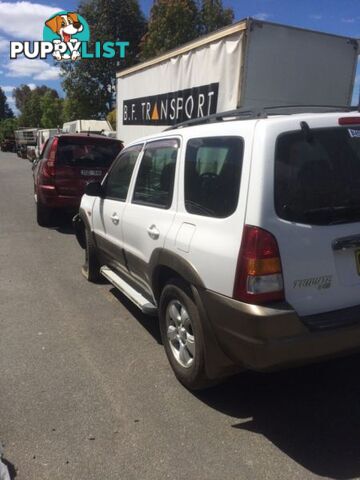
300 121 313 143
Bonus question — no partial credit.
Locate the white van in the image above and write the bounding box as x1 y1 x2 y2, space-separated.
35 128 58 159
62 120 113 135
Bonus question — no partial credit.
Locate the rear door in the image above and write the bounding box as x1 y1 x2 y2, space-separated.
92 144 143 271
121 138 180 296
55 136 122 197
251 115 360 316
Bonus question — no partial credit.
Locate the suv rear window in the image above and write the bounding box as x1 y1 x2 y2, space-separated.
57 136 122 168
184 136 243 218
275 127 360 225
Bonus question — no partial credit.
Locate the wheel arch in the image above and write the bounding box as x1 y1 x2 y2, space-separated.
150 249 205 303
73 209 91 249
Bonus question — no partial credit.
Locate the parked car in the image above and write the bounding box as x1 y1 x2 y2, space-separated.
73 107 360 390
33 133 123 226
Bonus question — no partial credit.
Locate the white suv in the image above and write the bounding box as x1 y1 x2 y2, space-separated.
74 107 360 390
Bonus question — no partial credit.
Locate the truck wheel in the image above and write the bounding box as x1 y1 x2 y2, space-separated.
159 279 213 390
82 228 101 282
36 201 53 227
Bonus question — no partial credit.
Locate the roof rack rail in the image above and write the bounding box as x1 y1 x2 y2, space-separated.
165 104 354 131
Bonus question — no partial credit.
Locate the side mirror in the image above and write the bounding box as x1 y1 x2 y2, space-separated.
85 181 103 197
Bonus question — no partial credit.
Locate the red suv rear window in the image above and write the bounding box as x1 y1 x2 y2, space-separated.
57 136 122 168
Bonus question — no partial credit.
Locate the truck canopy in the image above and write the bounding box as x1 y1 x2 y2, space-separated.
117 18 359 144
62 120 113 134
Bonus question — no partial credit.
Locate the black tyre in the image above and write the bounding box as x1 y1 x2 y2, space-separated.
36 201 53 227
82 228 101 282
159 279 212 390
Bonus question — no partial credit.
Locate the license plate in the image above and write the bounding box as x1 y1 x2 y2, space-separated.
355 249 360 275
81 169 102 176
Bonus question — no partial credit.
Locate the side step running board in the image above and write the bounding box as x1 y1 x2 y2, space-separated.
100 266 158 316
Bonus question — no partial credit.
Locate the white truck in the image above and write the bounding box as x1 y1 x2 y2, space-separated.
116 17 359 145
62 119 113 135
14 128 38 158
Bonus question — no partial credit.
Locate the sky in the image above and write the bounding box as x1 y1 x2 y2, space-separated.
0 0 360 113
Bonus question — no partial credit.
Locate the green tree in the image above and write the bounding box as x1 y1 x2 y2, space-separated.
61 0 146 118
12 84 31 113
18 86 59 127
140 0 234 60
0 118 18 142
198 0 233 34
63 95 91 122
107 109 116 130
40 92 64 128
0 87 14 120
140 0 198 60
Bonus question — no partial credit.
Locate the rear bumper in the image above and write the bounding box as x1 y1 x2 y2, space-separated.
37 185 81 209
200 290 360 371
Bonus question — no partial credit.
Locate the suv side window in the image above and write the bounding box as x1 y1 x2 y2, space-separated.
184 136 244 218
132 138 179 209
104 145 142 201
41 137 54 159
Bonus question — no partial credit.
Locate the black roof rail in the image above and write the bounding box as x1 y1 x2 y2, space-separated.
164 104 354 131
164 108 265 130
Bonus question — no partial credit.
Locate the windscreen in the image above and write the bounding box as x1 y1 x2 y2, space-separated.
275 126 360 225
57 137 122 168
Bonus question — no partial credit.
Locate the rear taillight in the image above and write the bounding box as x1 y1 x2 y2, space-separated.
233 225 284 304
338 117 360 125
42 137 58 181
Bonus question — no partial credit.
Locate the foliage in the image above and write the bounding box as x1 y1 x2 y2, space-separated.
12 85 32 113
0 118 18 142
140 0 198 59
15 86 59 128
61 0 147 118
198 0 234 35
107 109 116 130
140 0 234 59
40 92 64 128
62 96 87 122
0 87 14 120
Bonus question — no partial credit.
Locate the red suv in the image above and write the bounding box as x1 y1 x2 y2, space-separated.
33 133 123 226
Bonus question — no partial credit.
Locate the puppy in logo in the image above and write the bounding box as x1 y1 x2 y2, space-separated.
45 13 83 61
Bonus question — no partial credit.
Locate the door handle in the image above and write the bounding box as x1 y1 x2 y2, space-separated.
111 213 120 225
332 234 360 251
147 224 160 240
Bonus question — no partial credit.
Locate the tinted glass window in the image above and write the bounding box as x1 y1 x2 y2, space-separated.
184 137 243 218
41 137 53 159
275 127 360 225
105 145 142 200
132 139 179 209
57 137 122 168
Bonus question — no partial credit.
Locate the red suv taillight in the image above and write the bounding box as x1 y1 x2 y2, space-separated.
233 225 284 304
41 137 58 181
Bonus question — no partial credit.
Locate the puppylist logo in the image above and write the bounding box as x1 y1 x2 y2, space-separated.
10 11 129 61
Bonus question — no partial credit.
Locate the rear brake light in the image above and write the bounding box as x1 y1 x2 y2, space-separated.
42 137 58 180
233 225 284 304
338 117 360 125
